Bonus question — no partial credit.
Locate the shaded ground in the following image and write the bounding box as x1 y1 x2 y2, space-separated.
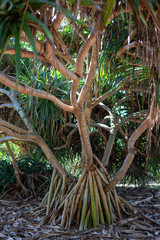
0 187 160 240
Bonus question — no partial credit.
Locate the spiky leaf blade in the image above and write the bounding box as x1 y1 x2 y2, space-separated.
25 12 53 41
104 0 116 26
22 21 38 62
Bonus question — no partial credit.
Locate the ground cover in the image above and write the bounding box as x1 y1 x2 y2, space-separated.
0 186 160 240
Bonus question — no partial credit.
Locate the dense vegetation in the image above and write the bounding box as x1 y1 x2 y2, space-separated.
0 0 160 229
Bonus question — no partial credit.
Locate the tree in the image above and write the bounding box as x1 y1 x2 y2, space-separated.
0 0 160 229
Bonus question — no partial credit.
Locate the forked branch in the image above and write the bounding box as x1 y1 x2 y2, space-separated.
0 72 74 113
105 115 151 191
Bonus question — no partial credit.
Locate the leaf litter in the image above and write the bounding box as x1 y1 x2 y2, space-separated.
0 186 160 240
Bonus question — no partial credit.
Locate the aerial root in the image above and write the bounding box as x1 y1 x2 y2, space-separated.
40 164 133 229
39 168 76 225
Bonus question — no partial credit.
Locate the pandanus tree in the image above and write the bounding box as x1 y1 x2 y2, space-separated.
0 0 160 229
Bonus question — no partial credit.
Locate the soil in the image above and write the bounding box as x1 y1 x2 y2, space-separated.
0 186 160 240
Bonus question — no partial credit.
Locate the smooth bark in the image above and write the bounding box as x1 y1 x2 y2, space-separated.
6 142 27 192
0 72 74 113
105 116 151 191
0 89 69 179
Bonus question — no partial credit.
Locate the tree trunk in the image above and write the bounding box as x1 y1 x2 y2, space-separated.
76 109 93 170
35 136 69 179
77 90 93 170
106 116 151 191
102 130 117 167
6 141 27 192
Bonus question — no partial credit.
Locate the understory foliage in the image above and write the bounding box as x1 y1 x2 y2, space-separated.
0 0 160 229
0 145 52 195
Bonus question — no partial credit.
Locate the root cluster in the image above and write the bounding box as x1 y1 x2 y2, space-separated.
40 161 133 229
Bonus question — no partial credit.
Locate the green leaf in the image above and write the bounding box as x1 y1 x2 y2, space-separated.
9 21 21 78
25 12 53 41
29 0 74 19
104 0 116 26
133 0 147 25
153 0 159 7
22 21 38 62
0 21 8 50
80 0 93 6
29 0 56 5
15 33 21 80
57 5 74 19
120 2 125 21
67 0 93 5
133 0 140 12
140 14 147 26
0 0 13 11
147 0 154 10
